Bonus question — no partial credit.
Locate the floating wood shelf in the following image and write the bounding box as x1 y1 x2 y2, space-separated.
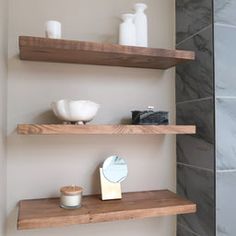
19 36 195 69
17 124 196 135
18 190 196 230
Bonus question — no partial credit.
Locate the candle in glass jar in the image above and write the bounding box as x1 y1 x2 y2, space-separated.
60 185 83 209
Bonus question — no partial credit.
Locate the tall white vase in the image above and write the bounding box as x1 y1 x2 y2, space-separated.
134 3 148 47
119 14 136 46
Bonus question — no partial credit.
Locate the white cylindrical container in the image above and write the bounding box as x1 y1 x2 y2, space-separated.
60 185 83 209
134 3 148 47
45 20 62 39
119 14 136 46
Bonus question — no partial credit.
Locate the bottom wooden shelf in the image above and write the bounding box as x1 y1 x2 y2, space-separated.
18 190 196 230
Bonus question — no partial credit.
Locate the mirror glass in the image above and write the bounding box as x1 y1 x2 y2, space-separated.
102 155 128 183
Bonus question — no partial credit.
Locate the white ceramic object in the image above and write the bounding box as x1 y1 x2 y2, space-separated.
51 99 100 124
134 3 148 47
45 20 62 39
119 14 136 46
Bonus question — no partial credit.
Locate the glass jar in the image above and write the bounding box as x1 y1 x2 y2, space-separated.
60 185 83 209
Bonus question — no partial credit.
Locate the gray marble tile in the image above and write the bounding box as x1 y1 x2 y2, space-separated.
177 224 199 236
176 26 213 103
215 24 236 96
177 135 214 170
216 98 236 170
176 99 214 169
176 99 214 143
177 164 215 236
216 171 236 236
215 0 236 26
176 0 212 44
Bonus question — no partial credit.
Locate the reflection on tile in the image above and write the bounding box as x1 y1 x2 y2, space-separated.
176 98 214 144
176 26 213 102
216 171 236 236
216 98 236 170
177 164 214 236
177 135 214 170
177 224 199 236
215 0 236 26
215 25 236 96
176 0 212 43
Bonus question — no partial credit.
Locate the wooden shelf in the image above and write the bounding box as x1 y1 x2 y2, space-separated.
17 124 196 135
17 190 196 230
19 36 195 69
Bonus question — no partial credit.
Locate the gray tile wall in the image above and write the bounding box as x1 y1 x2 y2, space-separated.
176 0 212 44
177 224 200 236
176 0 215 235
177 1 236 235
177 164 215 236
214 1 236 235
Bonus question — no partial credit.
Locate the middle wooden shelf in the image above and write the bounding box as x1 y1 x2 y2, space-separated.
17 124 196 135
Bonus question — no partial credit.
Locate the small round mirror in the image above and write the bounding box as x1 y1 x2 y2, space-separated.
102 155 128 183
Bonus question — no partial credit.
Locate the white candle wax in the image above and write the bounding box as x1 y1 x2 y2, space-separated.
60 194 81 208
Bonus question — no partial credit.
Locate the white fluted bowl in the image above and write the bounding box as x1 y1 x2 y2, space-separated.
51 100 100 124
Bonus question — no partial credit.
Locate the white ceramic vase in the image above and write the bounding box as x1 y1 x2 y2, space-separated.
134 3 148 47
119 14 136 46
45 20 62 39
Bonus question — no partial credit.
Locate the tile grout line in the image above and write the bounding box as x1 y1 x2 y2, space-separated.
177 162 214 173
217 169 236 173
178 223 201 236
215 22 236 29
176 97 213 105
216 96 236 99
176 24 212 47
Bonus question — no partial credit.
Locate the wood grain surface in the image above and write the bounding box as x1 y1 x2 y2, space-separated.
19 36 195 69
18 190 196 230
17 124 196 135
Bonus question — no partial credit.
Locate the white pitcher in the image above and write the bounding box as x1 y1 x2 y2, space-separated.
134 3 148 47
119 14 136 46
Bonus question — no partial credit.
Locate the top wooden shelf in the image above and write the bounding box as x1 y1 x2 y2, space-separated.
19 36 195 69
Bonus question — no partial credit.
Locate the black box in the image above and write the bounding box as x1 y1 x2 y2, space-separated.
132 110 169 125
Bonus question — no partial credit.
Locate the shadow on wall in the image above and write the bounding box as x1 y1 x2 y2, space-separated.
10 55 165 80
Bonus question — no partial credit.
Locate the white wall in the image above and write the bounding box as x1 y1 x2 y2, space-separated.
7 0 176 236
0 0 7 234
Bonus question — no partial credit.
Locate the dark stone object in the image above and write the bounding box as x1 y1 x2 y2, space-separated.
132 110 169 125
